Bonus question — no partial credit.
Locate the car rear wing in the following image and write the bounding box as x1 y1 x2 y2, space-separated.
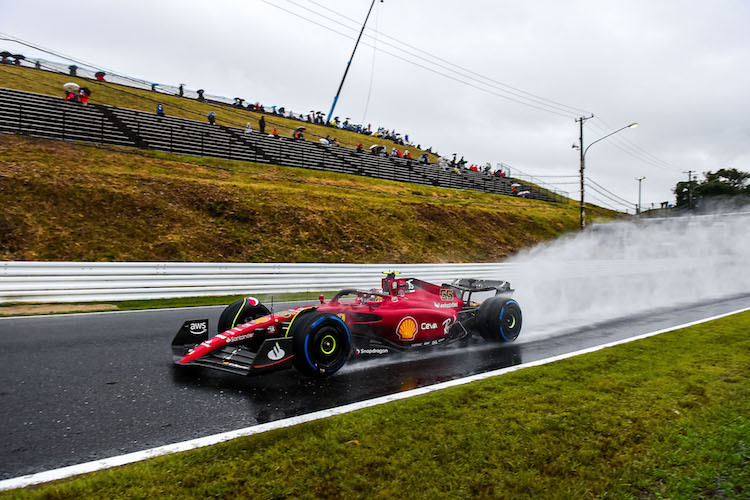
444 278 513 302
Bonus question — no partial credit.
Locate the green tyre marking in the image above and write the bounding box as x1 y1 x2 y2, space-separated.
320 334 337 355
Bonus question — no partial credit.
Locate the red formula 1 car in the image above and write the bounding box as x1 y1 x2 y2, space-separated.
171 272 522 377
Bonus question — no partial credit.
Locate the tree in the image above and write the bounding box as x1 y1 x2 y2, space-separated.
674 168 750 209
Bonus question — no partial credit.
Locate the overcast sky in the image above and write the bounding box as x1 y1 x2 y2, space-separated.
4 0 750 210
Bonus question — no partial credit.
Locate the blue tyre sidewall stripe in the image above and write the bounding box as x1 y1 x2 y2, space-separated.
499 300 520 342
304 316 351 373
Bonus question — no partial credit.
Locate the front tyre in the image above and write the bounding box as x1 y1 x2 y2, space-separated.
290 311 351 376
217 297 270 333
477 298 522 342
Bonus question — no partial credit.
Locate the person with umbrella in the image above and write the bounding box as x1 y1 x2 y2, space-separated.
292 126 305 140
63 82 80 102
156 103 166 117
206 111 216 125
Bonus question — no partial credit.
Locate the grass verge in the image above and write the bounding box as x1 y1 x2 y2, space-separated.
0 290 334 317
6 312 749 498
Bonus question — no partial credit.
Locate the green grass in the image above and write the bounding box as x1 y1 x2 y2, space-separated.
0 134 619 263
0 290 336 317
6 311 749 499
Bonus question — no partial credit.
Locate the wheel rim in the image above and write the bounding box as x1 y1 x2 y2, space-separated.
307 325 347 370
320 334 337 355
499 303 522 341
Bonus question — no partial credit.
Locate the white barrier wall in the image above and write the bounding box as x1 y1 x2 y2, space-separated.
0 262 519 303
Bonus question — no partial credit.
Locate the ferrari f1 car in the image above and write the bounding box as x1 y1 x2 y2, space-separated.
171 272 522 377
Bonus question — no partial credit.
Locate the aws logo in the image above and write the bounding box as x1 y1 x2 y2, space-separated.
396 316 418 341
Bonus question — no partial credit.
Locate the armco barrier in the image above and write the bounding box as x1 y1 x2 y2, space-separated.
0 262 520 304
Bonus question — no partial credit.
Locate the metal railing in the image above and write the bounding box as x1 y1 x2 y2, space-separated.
0 261 520 303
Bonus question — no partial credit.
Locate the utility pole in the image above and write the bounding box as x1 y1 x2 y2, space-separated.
636 176 645 214
326 0 381 126
683 170 695 209
575 115 594 230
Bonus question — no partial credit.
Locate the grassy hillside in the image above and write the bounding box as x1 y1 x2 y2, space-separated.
0 134 616 263
0 64 439 158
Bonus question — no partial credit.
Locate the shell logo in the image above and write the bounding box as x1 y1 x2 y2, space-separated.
396 316 418 341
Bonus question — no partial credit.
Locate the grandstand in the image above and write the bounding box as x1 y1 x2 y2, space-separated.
0 58 568 202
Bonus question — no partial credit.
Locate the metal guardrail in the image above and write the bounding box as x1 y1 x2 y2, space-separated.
0 262 519 303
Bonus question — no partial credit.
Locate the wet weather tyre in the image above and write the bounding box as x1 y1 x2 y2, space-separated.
477 297 522 342
290 311 351 377
217 298 270 333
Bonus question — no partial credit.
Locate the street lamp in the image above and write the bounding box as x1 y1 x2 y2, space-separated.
575 118 638 229
636 176 646 214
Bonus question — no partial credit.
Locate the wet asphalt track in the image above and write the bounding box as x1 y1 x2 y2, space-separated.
1 293 749 480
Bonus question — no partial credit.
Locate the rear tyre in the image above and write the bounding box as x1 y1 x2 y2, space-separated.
290 311 351 376
477 297 522 342
217 297 270 334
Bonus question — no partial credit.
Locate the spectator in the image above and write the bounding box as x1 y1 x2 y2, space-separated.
356 143 363 153
178 84 184 97
95 71 106 81
271 128 279 137
197 89 205 102
156 103 165 116
206 111 216 125
151 83 158 91
404 150 412 159
78 89 89 105
418 153 430 164
244 122 252 134
259 116 266 134
391 147 398 157
396 149 403 158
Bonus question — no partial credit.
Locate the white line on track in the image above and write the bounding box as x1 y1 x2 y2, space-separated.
2 306 749 491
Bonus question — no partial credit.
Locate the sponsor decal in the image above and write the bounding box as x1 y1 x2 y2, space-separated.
433 302 458 309
267 342 285 361
337 313 346 322
396 316 418 341
405 279 416 292
397 289 405 297
227 332 254 343
443 317 456 335
421 322 438 330
391 296 399 303
440 289 455 301
355 348 389 355
189 321 208 335
268 325 278 335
